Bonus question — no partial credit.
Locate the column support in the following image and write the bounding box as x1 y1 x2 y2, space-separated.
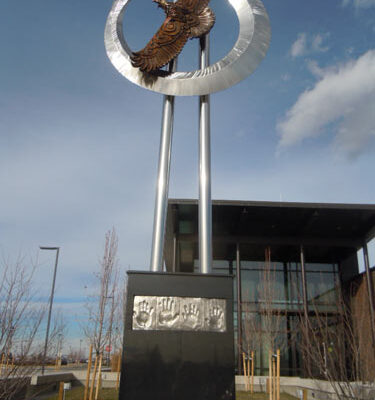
363 242 375 349
198 34 212 274
150 61 176 271
236 243 242 374
300 245 309 318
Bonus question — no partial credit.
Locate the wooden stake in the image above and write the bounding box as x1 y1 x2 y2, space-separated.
84 344 93 400
276 349 280 400
273 357 276 400
269 350 272 400
247 351 250 392
89 354 98 400
58 382 64 400
251 350 254 394
116 352 122 390
242 352 248 391
95 354 103 400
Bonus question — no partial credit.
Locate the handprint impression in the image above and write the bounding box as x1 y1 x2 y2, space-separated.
208 305 224 331
182 303 201 330
158 297 179 326
135 300 154 328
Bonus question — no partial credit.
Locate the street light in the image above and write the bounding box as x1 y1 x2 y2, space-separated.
105 295 114 366
39 246 60 375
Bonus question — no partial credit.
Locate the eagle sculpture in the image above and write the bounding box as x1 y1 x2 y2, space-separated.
131 0 215 72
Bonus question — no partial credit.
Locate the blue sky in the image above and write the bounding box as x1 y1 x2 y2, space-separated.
1 0 374 349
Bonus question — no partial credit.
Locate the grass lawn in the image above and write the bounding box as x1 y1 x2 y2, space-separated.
45 387 118 400
45 388 298 400
237 392 298 400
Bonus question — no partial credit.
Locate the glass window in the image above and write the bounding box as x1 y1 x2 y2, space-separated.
241 269 261 302
307 271 337 305
178 220 194 234
305 263 337 272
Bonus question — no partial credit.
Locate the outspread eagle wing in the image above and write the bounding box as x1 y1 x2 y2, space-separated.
176 0 209 14
131 17 189 72
177 0 215 39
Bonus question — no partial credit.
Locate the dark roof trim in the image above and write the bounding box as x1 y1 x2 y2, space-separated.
169 198 375 211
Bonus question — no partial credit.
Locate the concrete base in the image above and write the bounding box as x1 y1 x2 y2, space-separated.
235 376 375 400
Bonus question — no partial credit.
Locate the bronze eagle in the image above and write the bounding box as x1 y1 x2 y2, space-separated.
131 0 215 72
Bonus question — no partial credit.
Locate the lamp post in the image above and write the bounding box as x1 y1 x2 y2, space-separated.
105 295 114 366
39 246 60 375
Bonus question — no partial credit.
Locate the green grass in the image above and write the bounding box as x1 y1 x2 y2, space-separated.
45 386 118 400
45 388 298 400
237 392 298 400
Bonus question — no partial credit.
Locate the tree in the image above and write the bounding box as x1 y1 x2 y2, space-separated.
242 247 285 373
0 253 44 399
82 228 120 359
298 281 373 400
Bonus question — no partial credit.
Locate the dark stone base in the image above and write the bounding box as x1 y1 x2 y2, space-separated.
119 271 235 400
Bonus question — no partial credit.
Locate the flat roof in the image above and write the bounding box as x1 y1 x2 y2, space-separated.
164 199 375 268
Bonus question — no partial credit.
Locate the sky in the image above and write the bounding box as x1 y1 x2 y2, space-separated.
0 0 374 351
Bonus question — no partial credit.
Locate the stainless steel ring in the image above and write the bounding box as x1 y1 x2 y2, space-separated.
105 0 271 96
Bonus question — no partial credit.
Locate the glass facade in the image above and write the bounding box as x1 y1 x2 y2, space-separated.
165 201 374 377
192 245 341 376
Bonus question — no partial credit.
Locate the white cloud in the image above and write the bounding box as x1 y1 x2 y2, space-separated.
306 59 325 78
277 50 375 158
311 34 330 53
343 0 375 8
290 33 307 57
290 33 330 58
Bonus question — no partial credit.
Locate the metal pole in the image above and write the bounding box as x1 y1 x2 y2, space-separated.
300 245 310 377
108 295 115 365
199 34 212 274
41 247 60 375
363 242 375 349
236 243 242 373
150 60 177 272
172 234 177 273
300 245 309 318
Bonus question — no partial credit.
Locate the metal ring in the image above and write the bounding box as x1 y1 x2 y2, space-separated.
105 0 271 96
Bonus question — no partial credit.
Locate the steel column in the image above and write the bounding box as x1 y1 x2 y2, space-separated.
300 245 309 318
199 35 212 274
42 248 60 375
363 242 375 348
236 243 243 373
150 61 176 272
172 234 177 273
300 244 310 377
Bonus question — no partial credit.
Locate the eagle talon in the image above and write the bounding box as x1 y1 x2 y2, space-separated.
153 0 168 8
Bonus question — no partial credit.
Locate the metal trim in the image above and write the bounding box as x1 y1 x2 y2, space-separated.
104 0 271 96
133 295 227 332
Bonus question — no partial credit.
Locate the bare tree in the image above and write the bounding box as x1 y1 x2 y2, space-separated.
242 247 285 373
0 253 45 399
110 272 127 354
298 282 373 400
82 228 120 358
258 247 285 355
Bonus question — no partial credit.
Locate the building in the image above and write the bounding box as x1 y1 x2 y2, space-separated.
163 199 375 377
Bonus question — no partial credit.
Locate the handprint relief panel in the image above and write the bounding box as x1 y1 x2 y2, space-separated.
132 296 157 330
181 297 204 331
132 296 226 332
156 297 181 330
